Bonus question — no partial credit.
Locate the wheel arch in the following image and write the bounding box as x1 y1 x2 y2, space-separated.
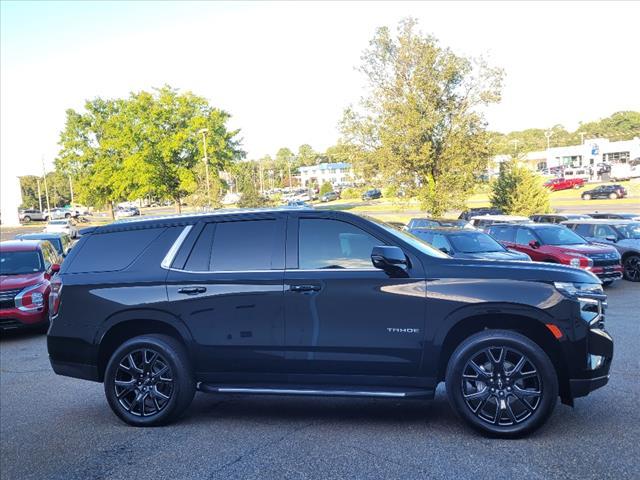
96 309 194 382
436 311 570 404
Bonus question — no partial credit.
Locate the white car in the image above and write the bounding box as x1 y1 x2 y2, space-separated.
44 219 79 238
469 214 530 230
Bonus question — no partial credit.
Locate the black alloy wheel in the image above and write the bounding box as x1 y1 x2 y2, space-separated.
460 347 542 426
113 349 174 417
624 255 640 282
104 334 195 427
446 330 558 438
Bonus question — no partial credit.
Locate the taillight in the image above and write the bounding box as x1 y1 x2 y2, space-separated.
15 283 47 312
49 276 63 317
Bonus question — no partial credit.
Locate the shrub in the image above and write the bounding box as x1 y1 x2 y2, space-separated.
319 182 334 196
490 159 552 215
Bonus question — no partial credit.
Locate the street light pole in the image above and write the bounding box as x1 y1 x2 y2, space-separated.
198 128 211 208
41 158 51 213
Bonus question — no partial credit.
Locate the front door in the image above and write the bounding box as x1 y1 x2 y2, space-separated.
166 217 286 375
283 215 426 377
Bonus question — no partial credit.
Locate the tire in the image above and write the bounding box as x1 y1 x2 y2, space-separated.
609 193 618 200
23 216 31 223
623 255 640 282
104 334 195 427
44 216 49 221
445 329 558 438
602 280 614 287
65 213 71 218
582 194 591 200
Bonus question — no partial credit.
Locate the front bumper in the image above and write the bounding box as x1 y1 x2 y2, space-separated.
568 326 613 399
0 307 48 330
590 265 624 281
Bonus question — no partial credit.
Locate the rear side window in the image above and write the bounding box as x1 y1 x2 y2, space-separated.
572 224 592 236
183 220 280 271
67 228 165 273
488 226 515 242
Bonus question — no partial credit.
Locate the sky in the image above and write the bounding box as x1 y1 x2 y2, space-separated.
1 0 639 178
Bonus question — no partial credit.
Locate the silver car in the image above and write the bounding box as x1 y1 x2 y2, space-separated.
44 219 79 239
562 219 640 282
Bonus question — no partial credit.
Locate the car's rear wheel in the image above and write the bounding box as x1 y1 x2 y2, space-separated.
609 193 618 200
104 334 195 427
446 330 558 438
582 194 591 200
623 255 640 282
23 216 31 223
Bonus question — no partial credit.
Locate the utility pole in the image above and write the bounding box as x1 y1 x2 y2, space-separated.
198 129 211 208
41 158 51 213
580 132 586 144
259 159 264 195
68 175 74 204
36 178 43 212
287 156 292 189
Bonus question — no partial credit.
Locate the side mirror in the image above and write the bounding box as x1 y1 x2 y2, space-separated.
371 246 408 275
50 264 61 273
605 235 617 243
439 247 450 254
528 240 541 249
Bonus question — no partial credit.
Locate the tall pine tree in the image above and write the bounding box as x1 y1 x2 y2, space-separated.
490 159 552 216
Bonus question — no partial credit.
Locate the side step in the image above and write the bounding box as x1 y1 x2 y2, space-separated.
198 383 434 399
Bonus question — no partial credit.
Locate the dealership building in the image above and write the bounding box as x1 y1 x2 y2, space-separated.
298 162 355 187
492 137 640 174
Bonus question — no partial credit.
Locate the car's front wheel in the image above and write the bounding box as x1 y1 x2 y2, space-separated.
624 255 640 282
582 194 591 200
446 330 558 438
104 334 195 427
609 193 618 200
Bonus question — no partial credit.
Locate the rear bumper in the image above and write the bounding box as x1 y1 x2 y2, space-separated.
590 265 623 281
50 359 100 382
47 335 100 381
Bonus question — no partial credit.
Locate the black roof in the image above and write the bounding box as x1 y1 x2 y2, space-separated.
82 208 353 235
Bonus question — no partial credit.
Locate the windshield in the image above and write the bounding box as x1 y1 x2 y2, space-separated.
536 227 586 245
615 223 640 239
367 217 449 258
448 232 506 253
0 251 43 275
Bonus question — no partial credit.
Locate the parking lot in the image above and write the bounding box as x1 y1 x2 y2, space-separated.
0 281 637 480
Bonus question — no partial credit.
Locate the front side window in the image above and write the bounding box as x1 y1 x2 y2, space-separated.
515 228 537 245
592 224 617 239
571 224 592 237
430 234 452 252
299 218 382 269
489 226 516 243
614 223 640 239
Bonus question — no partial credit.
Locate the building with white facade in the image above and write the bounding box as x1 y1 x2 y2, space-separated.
491 137 640 178
298 162 355 187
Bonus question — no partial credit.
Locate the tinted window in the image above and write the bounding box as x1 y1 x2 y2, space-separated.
299 218 382 269
572 224 592 236
67 228 165 273
408 218 438 229
515 228 537 245
408 230 434 244
488 226 515 242
211 220 278 271
184 224 216 271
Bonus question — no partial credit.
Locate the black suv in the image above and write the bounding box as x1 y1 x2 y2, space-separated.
48 209 613 437
581 184 627 200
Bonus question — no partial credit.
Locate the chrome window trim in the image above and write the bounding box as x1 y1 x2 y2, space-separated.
160 225 193 269
164 267 380 274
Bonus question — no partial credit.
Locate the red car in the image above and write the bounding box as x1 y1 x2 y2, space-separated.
0 240 61 331
487 223 623 284
544 177 586 191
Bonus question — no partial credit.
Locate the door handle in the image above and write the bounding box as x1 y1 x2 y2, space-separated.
178 287 207 295
290 284 321 293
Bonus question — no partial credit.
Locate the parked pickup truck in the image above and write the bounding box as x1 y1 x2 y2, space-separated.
544 177 586 191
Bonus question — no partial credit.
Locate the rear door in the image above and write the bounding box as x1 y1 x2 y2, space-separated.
166 216 286 374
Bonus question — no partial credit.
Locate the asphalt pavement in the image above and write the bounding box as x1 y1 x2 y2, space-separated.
0 282 638 480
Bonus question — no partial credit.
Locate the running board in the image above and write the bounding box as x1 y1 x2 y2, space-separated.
198 383 434 399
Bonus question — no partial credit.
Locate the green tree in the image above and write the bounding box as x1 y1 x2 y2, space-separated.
296 144 317 166
319 181 333 196
490 159 551 216
341 18 503 216
56 86 242 215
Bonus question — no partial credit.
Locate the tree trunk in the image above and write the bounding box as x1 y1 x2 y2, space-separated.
175 197 182 214
109 201 115 220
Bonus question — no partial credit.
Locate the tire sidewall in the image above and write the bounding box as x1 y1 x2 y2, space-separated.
446 330 558 438
104 335 194 427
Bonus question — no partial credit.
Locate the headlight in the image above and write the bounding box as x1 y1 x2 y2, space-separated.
554 282 603 296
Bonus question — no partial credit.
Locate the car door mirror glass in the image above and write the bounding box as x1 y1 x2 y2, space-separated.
605 235 617 243
528 239 540 249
